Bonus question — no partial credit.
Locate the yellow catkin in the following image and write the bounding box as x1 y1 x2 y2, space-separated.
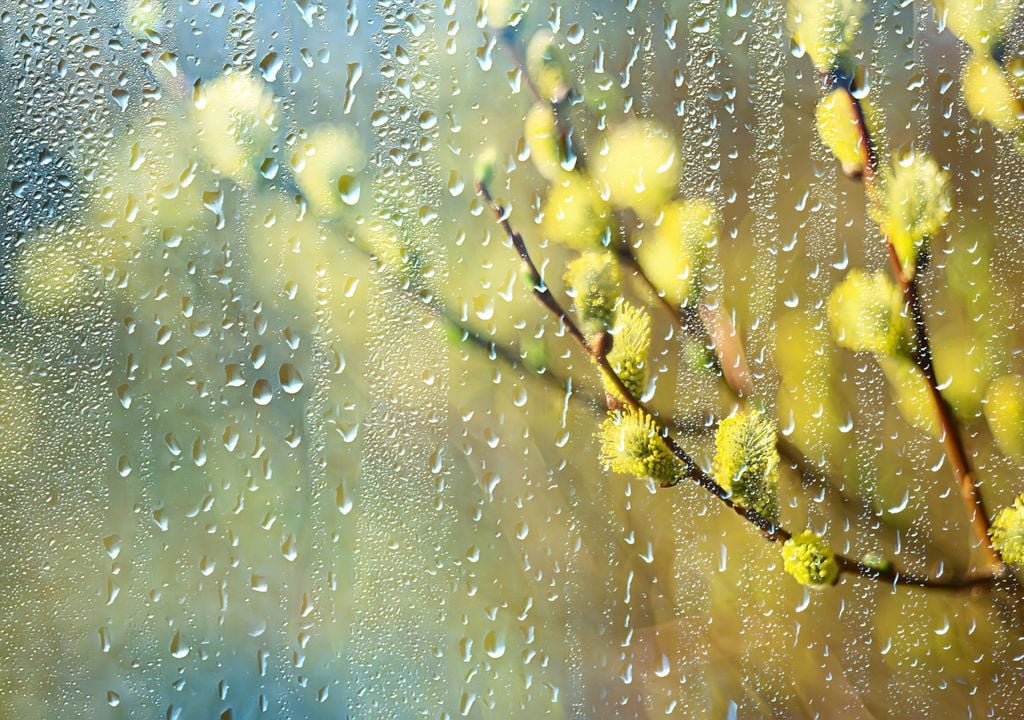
713 408 780 521
598 407 678 485
782 531 839 587
827 270 907 355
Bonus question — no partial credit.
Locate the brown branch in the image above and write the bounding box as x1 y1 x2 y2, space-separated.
497 27 976 573
836 555 995 591
477 180 996 592
617 241 893 527
498 27 869 523
499 26 873 526
836 79 1004 573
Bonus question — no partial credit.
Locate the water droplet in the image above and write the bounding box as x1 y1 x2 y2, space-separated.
338 175 360 205
253 379 273 405
170 631 189 659
279 363 304 394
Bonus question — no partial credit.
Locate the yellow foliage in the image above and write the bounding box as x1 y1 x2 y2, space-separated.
481 0 520 28
15 231 100 318
124 0 161 37
930 322 991 418
878 356 939 437
293 124 366 217
775 311 841 457
938 0 1018 52
0 359 37 472
247 197 359 323
992 495 1024 567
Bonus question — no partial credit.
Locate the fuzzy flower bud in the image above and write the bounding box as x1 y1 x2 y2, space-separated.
524 103 564 182
786 0 864 72
992 495 1024 568
815 89 866 175
875 153 951 273
782 530 840 587
938 0 1018 53
473 147 498 189
125 0 161 37
603 303 651 400
541 175 612 250
827 270 907 355
861 552 893 573
294 124 366 217
193 73 276 183
599 407 678 485
962 56 1023 135
713 408 780 521
635 199 716 307
564 251 621 336
481 0 518 29
526 30 572 103
595 119 680 218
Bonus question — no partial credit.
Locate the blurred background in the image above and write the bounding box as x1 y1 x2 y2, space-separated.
3 0 1024 717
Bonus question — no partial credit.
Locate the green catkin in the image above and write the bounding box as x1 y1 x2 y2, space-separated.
782 530 840 587
563 251 621 336
992 495 1024 568
861 552 893 573
712 408 780 522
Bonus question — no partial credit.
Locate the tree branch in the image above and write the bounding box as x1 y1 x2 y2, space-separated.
477 180 996 592
345 233 709 437
834 76 1004 573
494 26 876 533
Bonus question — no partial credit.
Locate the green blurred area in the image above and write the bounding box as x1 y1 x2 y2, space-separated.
2 0 1024 718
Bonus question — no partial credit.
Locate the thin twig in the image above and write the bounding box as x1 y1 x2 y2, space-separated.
345 234 709 437
834 75 1004 573
498 25 583 169
477 180 995 592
